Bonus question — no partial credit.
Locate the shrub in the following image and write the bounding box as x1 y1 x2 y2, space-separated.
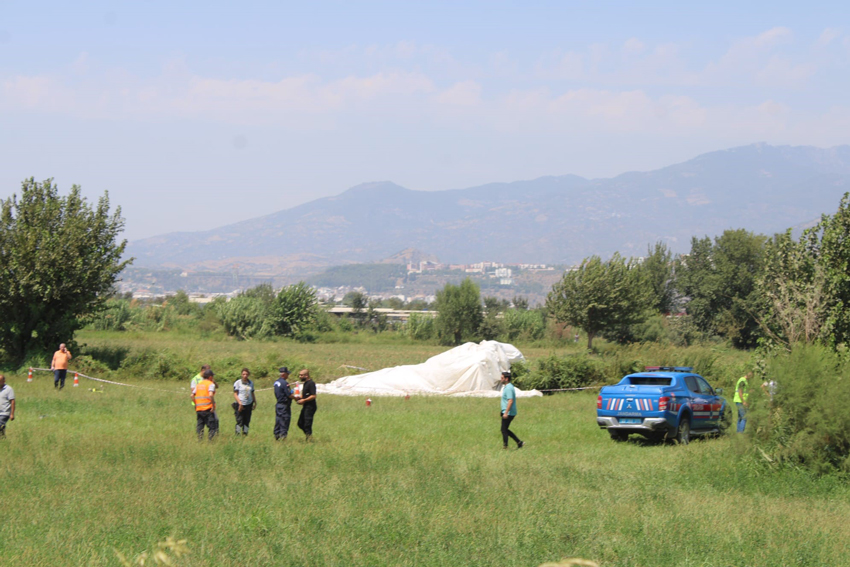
215 296 271 340
503 309 546 342
89 299 134 331
515 354 605 391
750 345 850 473
71 354 110 376
118 349 194 381
337 317 355 333
405 313 435 341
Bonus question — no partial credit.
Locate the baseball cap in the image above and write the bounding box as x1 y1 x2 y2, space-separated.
279 366 290 373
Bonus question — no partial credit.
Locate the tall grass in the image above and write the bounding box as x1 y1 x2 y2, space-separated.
1 361 849 566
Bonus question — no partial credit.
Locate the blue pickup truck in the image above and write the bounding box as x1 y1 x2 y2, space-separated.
596 367 730 444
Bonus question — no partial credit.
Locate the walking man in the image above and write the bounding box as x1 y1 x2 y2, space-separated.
295 369 317 442
193 369 218 441
51 343 72 389
232 368 256 436
500 371 524 450
273 367 294 441
735 371 751 433
0 375 15 439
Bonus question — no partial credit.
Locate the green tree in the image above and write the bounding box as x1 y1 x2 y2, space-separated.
641 241 676 314
546 253 651 349
0 178 130 361
364 299 389 333
215 295 269 340
807 193 850 346
269 282 318 337
676 229 767 348
435 278 483 345
343 291 368 327
760 193 850 348
759 230 823 346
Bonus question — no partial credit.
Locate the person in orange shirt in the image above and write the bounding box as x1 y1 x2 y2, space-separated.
51 343 73 390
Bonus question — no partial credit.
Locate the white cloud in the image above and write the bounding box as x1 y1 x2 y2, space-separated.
817 27 842 47
435 80 481 106
623 38 645 55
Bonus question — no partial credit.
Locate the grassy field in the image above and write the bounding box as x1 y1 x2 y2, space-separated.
2 340 850 566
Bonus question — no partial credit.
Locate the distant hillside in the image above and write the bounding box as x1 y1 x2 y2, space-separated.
126 143 850 272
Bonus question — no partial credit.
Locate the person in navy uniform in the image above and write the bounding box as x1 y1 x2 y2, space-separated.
273 367 294 441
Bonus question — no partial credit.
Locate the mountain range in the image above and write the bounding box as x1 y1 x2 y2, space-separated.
126 143 850 274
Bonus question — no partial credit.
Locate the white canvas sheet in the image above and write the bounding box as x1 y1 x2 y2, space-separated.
318 340 542 398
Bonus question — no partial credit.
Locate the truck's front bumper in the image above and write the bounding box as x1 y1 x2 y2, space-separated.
597 416 669 432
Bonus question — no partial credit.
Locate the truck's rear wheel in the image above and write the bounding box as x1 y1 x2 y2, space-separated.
675 416 690 445
718 407 732 436
609 430 628 442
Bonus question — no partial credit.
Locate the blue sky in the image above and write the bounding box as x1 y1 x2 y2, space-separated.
2 1 849 240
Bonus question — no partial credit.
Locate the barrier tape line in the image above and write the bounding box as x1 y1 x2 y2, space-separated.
30 367 186 394
31 367 280 395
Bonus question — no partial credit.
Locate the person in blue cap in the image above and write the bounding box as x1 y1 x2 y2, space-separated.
273 367 295 441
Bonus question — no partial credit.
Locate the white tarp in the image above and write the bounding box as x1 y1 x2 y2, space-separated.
318 340 542 398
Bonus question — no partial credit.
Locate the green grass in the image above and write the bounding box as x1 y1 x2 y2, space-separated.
2 356 850 566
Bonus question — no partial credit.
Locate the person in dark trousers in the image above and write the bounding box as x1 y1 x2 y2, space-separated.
0 374 15 439
192 369 218 441
232 368 256 436
500 371 524 450
51 343 72 389
273 367 294 441
296 369 317 441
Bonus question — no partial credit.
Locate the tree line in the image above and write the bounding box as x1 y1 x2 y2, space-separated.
5 178 850 364
545 192 850 353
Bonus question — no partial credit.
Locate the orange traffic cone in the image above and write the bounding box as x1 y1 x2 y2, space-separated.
73 372 79 387
27 368 33 382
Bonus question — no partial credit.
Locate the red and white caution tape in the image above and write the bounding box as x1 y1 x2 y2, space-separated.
29 367 185 394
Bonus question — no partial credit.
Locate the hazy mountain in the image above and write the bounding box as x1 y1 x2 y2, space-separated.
126 143 850 272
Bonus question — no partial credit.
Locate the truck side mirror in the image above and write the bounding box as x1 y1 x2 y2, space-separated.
715 388 724 395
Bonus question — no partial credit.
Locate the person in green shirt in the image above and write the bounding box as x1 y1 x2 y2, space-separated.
734 372 751 433
500 371 524 450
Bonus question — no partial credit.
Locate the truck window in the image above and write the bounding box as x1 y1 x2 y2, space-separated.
628 377 673 386
685 376 701 393
696 377 715 395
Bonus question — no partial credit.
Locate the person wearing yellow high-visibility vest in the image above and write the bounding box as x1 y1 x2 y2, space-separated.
190 364 210 407
192 369 218 441
734 372 751 433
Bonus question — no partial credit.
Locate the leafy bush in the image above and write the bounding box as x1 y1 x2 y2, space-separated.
515 354 605 391
89 299 134 331
404 313 435 341
503 309 546 342
337 317 355 333
118 349 194 381
269 282 318 336
71 354 110 376
750 345 850 473
215 296 271 340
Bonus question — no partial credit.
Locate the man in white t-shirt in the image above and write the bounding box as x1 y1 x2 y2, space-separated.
232 368 256 436
0 374 15 439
